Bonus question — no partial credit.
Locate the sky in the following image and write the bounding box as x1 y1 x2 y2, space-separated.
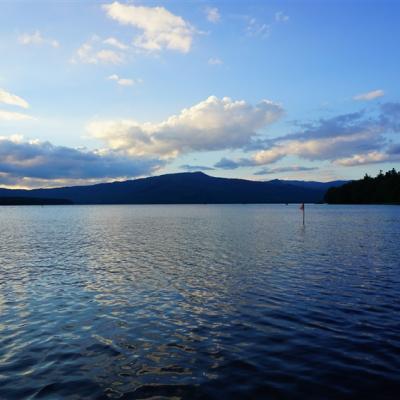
0 0 399 188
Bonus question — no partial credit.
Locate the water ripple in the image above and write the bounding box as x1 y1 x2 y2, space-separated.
0 204 399 399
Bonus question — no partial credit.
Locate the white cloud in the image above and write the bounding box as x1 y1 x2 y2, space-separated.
96 49 123 64
72 37 124 64
107 74 141 86
208 57 223 65
0 89 29 109
18 30 59 48
334 151 399 166
275 12 289 23
251 146 286 165
102 1 195 53
87 96 284 158
103 37 129 50
0 110 34 121
353 89 385 101
252 132 378 165
205 7 220 23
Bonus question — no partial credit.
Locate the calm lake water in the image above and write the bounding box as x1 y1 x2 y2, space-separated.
0 205 399 399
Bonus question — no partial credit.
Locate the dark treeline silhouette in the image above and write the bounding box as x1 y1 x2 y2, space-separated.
325 169 400 204
0 197 73 206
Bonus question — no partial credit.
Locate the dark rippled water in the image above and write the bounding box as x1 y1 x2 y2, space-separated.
0 205 399 399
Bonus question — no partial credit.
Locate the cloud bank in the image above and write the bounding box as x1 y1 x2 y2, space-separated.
87 96 284 158
215 103 400 169
0 136 162 188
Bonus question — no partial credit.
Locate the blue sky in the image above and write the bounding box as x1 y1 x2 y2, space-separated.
0 0 399 188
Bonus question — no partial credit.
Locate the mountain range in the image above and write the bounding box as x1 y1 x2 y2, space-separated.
0 172 347 205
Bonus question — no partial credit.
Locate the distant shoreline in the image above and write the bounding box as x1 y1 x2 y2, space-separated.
1 201 399 206
0 197 72 206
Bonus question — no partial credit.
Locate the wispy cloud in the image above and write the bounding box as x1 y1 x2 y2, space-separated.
103 37 129 50
180 164 215 172
18 30 59 48
353 89 384 101
0 110 34 121
72 36 124 64
275 12 289 23
254 166 317 175
103 1 196 53
0 88 29 109
245 18 270 38
205 7 220 23
208 57 223 65
107 74 141 87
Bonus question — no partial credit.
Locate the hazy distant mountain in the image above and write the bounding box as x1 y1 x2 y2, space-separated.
0 172 344 204
274 179 349 190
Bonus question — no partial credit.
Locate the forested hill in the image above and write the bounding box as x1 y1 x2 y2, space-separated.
324 169 400 204
0 172 340 204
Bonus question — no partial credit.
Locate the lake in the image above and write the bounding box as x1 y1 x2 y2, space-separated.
0 205 399 399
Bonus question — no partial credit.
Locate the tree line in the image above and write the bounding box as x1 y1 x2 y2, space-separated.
324 168 400 204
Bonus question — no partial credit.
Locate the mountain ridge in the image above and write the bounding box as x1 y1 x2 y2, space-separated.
0 172 346 204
